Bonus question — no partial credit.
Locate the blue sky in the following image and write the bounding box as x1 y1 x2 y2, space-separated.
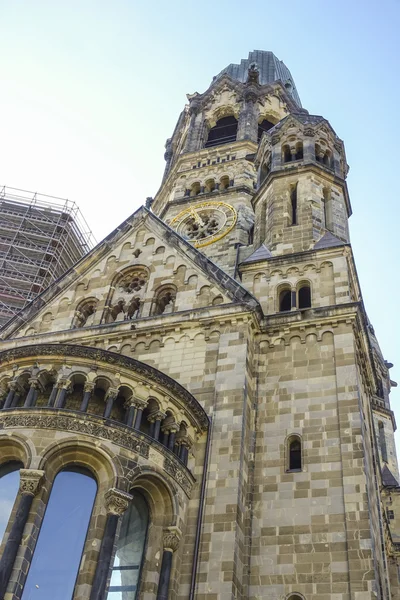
1 1 400 440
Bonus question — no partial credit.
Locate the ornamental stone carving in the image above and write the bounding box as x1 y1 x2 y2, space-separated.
0 412 195 497
104 488 133 516
0 344 209 431
19 469 45 496
163 526 182 552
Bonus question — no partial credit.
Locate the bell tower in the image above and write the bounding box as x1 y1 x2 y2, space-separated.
151 50 303 274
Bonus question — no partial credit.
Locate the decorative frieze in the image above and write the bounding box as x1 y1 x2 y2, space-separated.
0 411 194 497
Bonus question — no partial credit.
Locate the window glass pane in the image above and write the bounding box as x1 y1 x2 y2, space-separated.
107 493 148 600
21 469 97 600
0 462 22 543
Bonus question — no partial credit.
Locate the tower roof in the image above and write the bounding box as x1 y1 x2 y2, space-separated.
214 50 301 107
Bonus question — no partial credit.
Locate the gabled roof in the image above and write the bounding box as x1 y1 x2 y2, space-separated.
382 464 399 488
0 206 259 339
241 243 272 264
314 231 346 250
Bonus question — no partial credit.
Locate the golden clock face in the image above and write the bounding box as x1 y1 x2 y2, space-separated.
171 201 237 248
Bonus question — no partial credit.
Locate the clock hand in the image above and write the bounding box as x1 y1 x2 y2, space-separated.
189 208 205 227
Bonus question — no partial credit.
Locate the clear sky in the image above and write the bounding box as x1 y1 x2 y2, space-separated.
1 1 400 442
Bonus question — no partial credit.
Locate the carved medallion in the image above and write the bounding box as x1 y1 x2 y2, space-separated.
171 201 237 248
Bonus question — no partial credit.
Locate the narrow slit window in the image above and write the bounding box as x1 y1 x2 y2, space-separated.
289 438 302 471
291 184 298 225
379 422 388 463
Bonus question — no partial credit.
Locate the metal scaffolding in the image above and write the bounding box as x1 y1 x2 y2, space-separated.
0 185 95 328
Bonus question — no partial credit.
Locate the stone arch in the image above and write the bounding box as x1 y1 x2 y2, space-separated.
71 297 99 329
277 282 292 312
151 284 177 316
297 279 312 309
38 438 119 490
127 469 178 527
0 433 33 468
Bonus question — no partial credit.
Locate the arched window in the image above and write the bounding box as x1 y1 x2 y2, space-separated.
21 468 97 600
279 289 292 312
0 461 23 543
107 492 149 599
257 118 274 142
151 286 176 316
205 179 216 193
298 284 311 309
220 175 230 191
190 182 201 197
295 142 303 160
283 144 291 163
379 421 388 463
72 299 98 329
205 116 238 148
288 437 302 471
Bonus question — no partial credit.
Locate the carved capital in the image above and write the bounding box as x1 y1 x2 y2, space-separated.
84 382 95 393
147 410 166 424
19 469 45 496
161 422 179 435
106 387 119 401
128 397 148 410
8 380 18 392
28 378 40 390
57 379 71 391
163 526 181 552
104 488 133 516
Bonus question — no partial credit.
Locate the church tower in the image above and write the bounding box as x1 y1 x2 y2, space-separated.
0 50 399 600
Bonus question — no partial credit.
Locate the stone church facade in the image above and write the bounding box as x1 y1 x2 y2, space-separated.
0 50 399 600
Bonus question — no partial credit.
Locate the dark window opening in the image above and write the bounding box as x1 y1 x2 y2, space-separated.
289 439 302 471
205 116 238 148
283 145 291 163
291 184 298 225
257 119 274 142
279 289 292 312
295 143 303 160
379 421 388 463
298 286 311 309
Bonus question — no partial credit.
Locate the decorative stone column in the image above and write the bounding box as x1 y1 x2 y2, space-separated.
3 381 18 409
167 423 180 451
24 378 40 408
80 382 95 413
89 488 132 600
133 399 148 430
54 380 71 409
47 383 58 407
156 527 181 600
148 411 166 441
103 388 119 419
0 469 44 598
